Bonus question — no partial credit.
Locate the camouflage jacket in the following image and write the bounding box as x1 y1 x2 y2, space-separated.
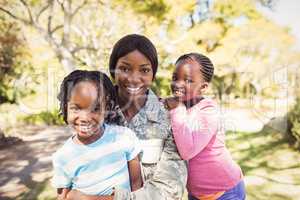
113 90 187 200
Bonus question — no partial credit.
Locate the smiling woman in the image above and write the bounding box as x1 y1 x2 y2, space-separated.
109 34 187 200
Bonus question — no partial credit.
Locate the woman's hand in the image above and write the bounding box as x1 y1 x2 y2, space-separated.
65 190 114 200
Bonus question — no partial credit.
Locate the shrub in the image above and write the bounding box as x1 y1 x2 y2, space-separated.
20 109 64 126
287 97 300 150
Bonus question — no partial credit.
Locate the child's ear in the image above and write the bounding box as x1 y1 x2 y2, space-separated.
200 82 208 93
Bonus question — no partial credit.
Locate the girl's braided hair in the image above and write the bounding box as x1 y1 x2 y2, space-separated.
175 53 214 82
57 70 120 124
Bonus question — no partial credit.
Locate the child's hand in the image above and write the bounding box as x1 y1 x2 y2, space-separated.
57 188 70 200
163 97 183 110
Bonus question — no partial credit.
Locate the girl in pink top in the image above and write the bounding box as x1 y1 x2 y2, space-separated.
164 53 245 200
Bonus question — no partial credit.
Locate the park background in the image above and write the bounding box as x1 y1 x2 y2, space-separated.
0 0 300 199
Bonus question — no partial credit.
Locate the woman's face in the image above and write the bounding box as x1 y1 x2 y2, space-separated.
114 50 153 101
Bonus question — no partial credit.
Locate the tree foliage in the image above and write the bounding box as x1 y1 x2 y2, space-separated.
0 15 34 104
144 0 297 99
0 0 148 72
0 0 296 100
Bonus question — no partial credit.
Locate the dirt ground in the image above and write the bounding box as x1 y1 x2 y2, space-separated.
0 126 70 199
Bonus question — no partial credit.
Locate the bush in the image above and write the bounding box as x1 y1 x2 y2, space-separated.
287 97 300 150
20 109 65 126
152 75 171 97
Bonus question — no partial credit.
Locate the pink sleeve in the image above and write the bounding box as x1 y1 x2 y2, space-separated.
169 104 218 160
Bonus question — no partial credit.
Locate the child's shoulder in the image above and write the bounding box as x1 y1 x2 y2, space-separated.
201 97 217 106
52 137 74 162
196 98 218 111
105 124 137 140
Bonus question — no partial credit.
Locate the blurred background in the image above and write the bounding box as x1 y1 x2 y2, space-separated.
0 0 300 199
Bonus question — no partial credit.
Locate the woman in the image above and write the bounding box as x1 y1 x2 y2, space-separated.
67 34 187 200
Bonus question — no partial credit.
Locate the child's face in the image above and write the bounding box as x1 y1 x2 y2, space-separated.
114 50 153 100
171 59 208 102
67 81 105 140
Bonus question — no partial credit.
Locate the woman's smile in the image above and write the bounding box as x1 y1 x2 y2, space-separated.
126 86 143 94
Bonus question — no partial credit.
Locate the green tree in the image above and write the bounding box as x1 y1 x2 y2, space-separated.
0 0 293 100
0 0 152 72
145 0 296 99
0 15 34 104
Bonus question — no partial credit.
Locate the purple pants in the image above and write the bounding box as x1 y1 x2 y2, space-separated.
188 180 246 200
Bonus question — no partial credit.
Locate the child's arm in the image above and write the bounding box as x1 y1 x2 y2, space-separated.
169 102 218 160
128 156 143 191
52 153 73 200
57 188 70 200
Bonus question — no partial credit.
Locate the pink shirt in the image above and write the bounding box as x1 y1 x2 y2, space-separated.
169 98 242 197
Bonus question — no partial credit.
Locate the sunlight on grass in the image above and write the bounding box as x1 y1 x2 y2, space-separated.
14 178 56 200
227 127 300 200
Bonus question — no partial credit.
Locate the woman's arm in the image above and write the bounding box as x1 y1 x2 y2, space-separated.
113 115 188 200
65 190 113 200
128 156 143 191
145 129 187 199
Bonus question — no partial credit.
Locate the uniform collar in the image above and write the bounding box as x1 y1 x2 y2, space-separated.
114 89 162 125
142 89 161 123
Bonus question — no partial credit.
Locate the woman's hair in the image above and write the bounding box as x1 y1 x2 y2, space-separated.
109 34 158 79
175 53 214 82
57 70 118 124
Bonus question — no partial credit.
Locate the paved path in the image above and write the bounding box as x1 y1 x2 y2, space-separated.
221 108 265 132
0 126 70 199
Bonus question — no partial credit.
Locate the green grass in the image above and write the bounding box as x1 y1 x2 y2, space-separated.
227 127 300 200
13 178 56 200
15 128 300 200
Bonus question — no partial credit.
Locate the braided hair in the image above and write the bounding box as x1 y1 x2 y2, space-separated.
175 53 214 82
57 70 119 124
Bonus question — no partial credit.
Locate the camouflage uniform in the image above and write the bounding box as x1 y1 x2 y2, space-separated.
113 90 187 200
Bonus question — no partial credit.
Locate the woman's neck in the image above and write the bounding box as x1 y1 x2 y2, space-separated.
117 92 148 121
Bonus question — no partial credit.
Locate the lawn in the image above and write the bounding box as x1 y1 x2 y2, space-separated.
12 128 300 200
226 128 300 200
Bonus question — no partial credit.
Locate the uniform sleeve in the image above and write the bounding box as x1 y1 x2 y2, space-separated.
114 122 187 200
51 153 72 189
